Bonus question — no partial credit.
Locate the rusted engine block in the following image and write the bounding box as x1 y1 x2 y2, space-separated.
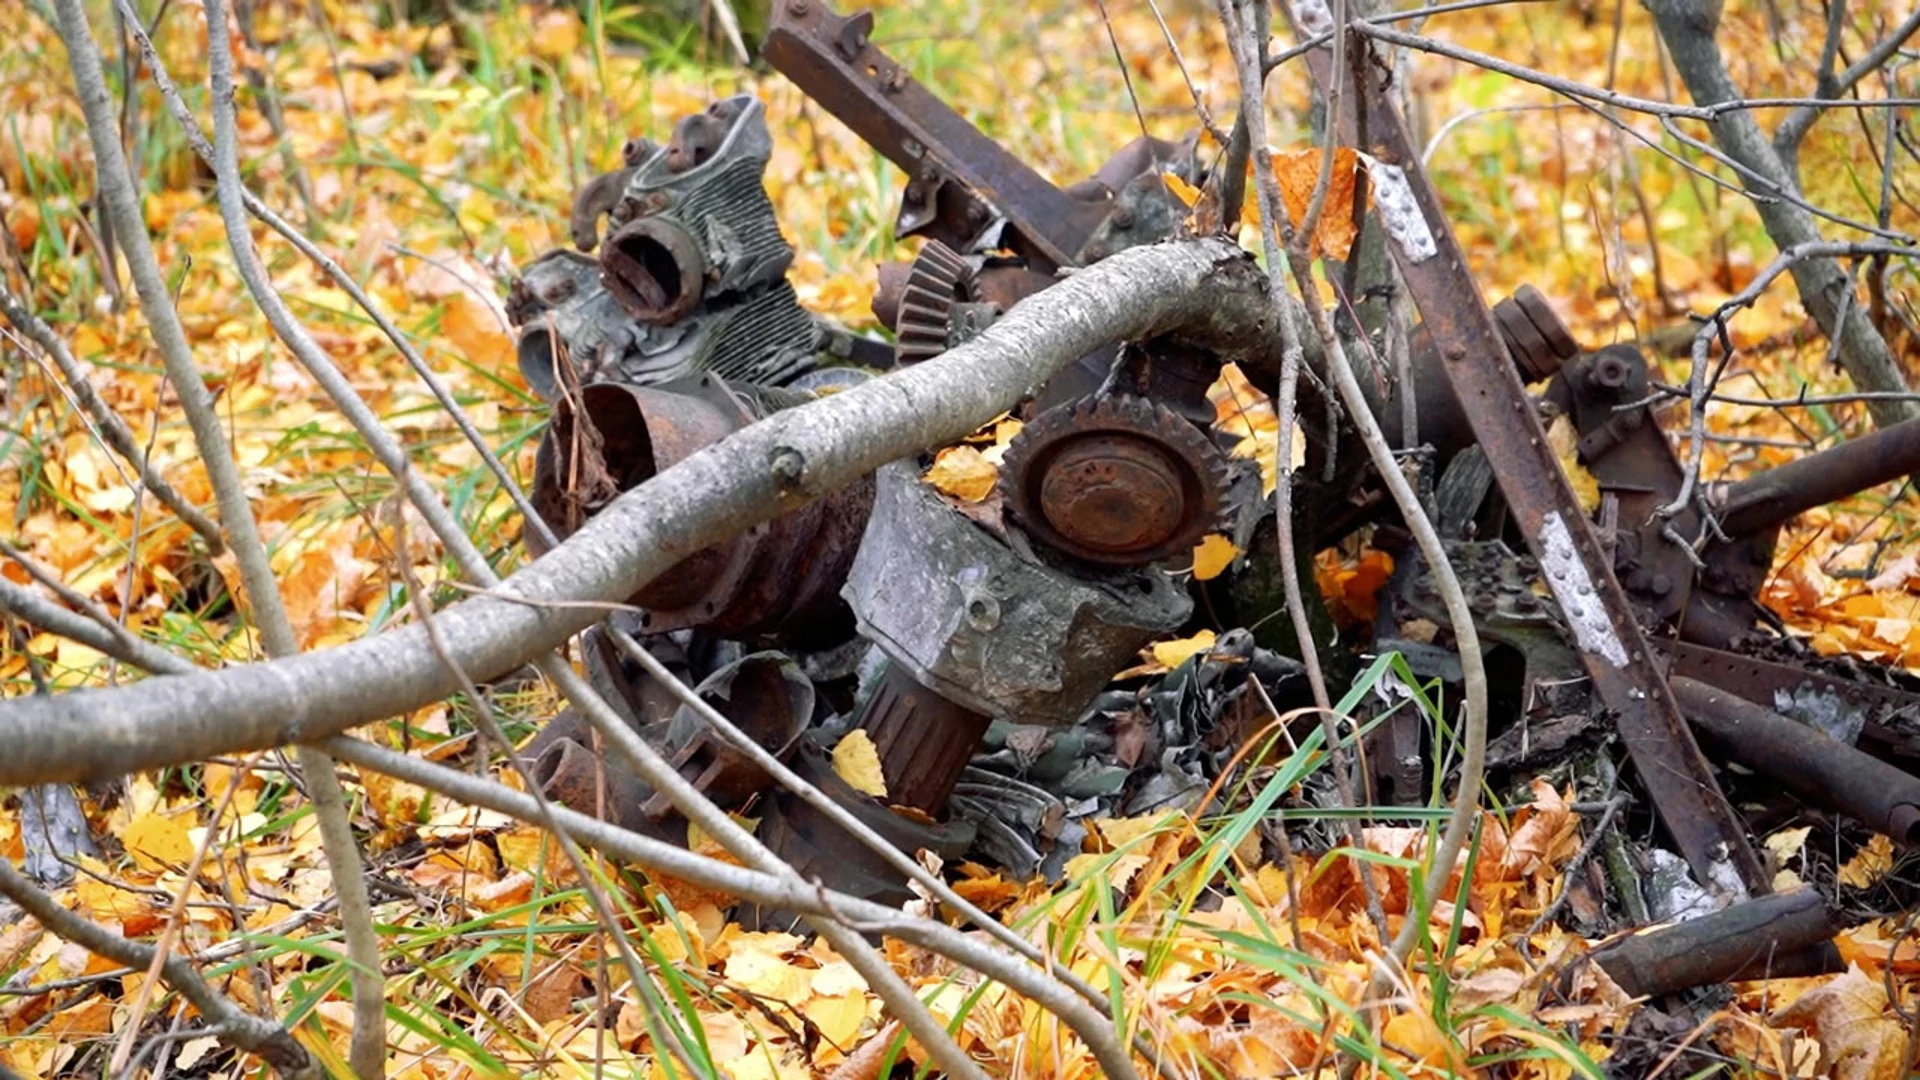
497 0 1920 954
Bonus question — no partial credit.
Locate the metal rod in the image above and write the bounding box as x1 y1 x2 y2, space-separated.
1714 416 1920 536
1672 675 1920 845
1587 887 1842 997
1288 17 1768 894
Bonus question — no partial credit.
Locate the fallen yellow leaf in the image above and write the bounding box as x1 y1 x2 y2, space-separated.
725 938 811 1002
831 729 889 799
1191 534 1239 581
1547 414 1601 516
121 809 195 873
1150 628 1217 670
803 992 868 1048
922 445 997 503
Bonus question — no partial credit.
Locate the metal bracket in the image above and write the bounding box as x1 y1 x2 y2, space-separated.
763 0 1110 273
1291 24 1768 894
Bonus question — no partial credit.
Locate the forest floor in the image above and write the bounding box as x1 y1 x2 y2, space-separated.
1 0 1918 1077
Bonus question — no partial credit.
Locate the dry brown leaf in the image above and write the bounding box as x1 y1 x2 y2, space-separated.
827 1020 901 1080
1769 966 1908 1080
922 445 997 503
523 962 586 1025
831 729 888 798
1455 966 1529 1008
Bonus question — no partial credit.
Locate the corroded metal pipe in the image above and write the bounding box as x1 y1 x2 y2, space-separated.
529 375 872 645
1713 416 1920 537
1588 887 1841 997
1673 675 1920 845
600 216 708 323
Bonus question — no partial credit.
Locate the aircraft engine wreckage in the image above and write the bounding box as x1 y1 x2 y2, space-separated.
502 0 1920 997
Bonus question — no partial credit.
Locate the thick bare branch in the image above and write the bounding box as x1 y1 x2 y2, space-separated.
0 238 1266 780
1647 0 1919 431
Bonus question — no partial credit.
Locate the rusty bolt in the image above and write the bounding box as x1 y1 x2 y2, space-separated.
1111 206 1136 230
1592 353 1633 390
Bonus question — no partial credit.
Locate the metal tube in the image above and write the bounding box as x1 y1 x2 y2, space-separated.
1714 416 1920 537
1672 675 1920 845
600 216 707 323
1588 887 1841 997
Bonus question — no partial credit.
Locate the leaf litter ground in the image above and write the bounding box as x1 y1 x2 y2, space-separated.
1 0 1918 1077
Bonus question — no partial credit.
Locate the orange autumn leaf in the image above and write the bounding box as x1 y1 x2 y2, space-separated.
923 445 997 503
1258 147 1367 259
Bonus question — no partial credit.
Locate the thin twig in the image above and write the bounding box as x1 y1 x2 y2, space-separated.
0 290 224 551
1661 240 1919 518
1523 795 1626 937
196 6 387 1073
1221 0 1388 942
597 624 1181 1079
1775 8 1920 153
324 731 1144 1080
1276 11 1489 995
0 858 317 1079
383 507 704 1079
108 0 551 548
108 753 262 1075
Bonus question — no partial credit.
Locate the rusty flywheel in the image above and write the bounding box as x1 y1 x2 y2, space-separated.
999 393 1230 567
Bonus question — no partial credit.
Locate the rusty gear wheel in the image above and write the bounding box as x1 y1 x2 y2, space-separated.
1000 394 1231 566
894 241 975 364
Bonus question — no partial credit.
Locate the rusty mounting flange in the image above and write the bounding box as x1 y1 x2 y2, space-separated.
639 652 815 821
740 742 977 932
528 373 872 645
1000 393 1231 567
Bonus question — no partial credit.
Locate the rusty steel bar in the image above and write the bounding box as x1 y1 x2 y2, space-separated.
1587 887 1842 998
1672 676 1920 845
1292 13 1768 893
1713 416 1920 537
763 0 1109 273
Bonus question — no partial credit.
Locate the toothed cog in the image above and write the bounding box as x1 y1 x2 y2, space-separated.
999 394 1231 566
